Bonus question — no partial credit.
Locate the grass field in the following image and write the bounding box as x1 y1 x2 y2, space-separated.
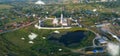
0 25 95 56
0 4 13 9
113 7 120 14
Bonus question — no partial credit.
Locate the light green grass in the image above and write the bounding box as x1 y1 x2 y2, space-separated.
0 25 95 56
0 4 13 9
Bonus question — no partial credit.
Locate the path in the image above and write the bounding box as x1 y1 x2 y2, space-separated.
0 21 37 34
35 24 71 29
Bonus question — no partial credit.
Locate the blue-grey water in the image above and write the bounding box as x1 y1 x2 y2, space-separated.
49 30 86 46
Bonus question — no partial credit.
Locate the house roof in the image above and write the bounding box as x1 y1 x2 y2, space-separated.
98 38 107 44
35 0 45 5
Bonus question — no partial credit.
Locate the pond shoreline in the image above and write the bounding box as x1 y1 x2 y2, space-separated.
48 29 95 48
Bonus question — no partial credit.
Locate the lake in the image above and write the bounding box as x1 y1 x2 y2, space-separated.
48 30 89 47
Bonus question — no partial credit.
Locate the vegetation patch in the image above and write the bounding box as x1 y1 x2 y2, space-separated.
0 4 13 9
0 26 95 56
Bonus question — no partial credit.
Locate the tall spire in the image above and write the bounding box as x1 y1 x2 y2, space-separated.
60 1 64 24
60 13 63 24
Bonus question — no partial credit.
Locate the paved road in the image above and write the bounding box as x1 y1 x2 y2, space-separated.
108 31 120 42
86 28 101 46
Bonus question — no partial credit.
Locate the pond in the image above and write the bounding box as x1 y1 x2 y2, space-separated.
59 31 85 46
48 30 93 47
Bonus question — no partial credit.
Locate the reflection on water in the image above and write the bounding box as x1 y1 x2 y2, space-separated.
49 30 86 46
59 31 85 46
